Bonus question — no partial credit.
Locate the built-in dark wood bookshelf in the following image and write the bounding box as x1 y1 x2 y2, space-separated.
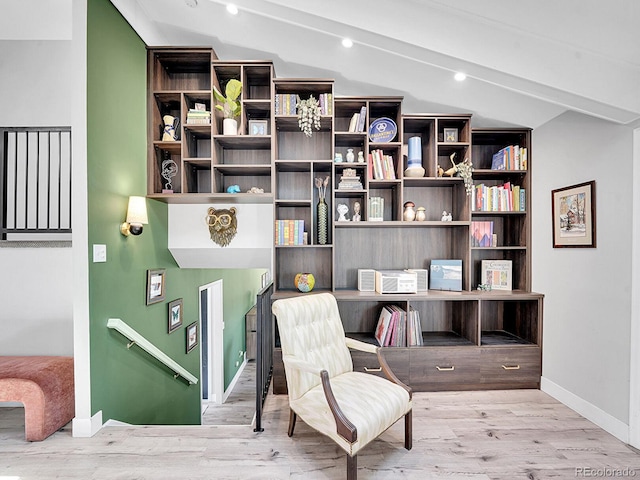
146 48 543 393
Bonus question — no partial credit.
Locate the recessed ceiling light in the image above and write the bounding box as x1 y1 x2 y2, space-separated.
226 3 238 14
185 0 198 7
454 72 467 82
342 38 353 48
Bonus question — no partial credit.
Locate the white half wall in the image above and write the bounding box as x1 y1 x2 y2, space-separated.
533 111 634 435
168 203 273 269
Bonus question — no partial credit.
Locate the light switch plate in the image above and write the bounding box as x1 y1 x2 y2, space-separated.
93 244 107 263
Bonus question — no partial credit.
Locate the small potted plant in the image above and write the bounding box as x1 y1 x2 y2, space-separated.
213 79 242 135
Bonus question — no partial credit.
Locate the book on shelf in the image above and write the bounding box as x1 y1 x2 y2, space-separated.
490 145 527 171
274 219 305 245
472 182 525 212
429 259 462 291
374 304 423 347
368 197 384 221
186 108 211 125
370 149 396 180
481 259 513 290
356 106 367 132
348 113 359 132
471 221 494 247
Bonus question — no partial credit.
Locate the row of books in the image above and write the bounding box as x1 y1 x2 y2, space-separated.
374 304 424 347
471 221 495 247
347 106 367 132
471 182 526 212
491 145 528 171
186 108 211 125
369 149 396 180
274 93 333 116
274 219 305 245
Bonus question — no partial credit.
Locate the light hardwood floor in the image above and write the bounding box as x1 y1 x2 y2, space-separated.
1 389 639 479
202 360 256 426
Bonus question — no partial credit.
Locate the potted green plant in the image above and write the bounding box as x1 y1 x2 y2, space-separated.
213 79 242 135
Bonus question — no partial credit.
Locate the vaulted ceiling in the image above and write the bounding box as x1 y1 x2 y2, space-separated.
111 0 640 129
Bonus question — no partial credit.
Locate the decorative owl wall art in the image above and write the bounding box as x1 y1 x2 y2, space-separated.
205 206 238 247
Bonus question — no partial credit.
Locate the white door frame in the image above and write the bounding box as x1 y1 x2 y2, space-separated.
199 279 224 405
630 128 640 449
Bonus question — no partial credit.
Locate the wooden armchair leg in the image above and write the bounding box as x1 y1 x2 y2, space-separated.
347 454 357 480
405 410 413 450
288 409 297 437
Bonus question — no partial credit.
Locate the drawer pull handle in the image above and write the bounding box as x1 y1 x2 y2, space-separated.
435 365 455 372
363 367 382 373
502 364 521 370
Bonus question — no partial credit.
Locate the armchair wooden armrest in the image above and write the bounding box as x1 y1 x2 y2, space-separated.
321 370 357 443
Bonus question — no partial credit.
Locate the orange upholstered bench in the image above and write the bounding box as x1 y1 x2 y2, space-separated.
0 356 74 441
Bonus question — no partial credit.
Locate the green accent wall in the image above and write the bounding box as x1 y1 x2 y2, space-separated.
87 0 264 425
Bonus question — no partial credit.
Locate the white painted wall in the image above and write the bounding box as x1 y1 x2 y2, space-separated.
168 203 273 269
533 111 634 440
0 24 79 356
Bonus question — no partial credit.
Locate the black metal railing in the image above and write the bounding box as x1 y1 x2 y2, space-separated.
1 127 72 240
254 281 273 432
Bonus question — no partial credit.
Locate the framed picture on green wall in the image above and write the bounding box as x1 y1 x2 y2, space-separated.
168 298 183 333
186 322 198 353
146 269 166 305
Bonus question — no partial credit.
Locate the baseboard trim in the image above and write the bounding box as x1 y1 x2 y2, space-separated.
72 410 103 437
541 376 629 443
223 358 247 403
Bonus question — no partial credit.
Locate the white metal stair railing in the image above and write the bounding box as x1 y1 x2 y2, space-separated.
107 318 198 385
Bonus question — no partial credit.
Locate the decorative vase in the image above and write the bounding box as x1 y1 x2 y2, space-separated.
294 273 315 293
403 201 416 221
162 115 180 141
357 151 365 163
346 148 355 163
223 118 238 135
317 197 328 245
416 206 426 221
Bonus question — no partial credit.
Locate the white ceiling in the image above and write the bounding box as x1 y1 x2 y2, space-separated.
110 0 640 128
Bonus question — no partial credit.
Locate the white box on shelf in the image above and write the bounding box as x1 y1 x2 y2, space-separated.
358 269 376 292
406 269 429 292
375 270 417 294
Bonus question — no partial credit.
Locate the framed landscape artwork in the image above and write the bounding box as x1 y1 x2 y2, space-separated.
551 180 596 248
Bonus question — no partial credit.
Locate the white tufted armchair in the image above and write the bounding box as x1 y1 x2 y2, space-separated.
272 293 412 480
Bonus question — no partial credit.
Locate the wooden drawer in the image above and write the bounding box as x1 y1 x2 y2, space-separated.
410 347 481 391
480 347 541 389
350 348 410 385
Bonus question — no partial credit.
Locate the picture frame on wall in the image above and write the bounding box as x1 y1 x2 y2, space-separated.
186 322 198 353
168 298 183 333
551 180 596 248
248 119 268 136
146 269 166 305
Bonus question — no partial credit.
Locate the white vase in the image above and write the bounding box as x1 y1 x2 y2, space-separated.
346 148 355 163
223 118 238 135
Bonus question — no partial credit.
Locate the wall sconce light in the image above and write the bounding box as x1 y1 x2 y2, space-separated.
120 196 148 236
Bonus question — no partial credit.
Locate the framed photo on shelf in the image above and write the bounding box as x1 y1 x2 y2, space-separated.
186 322 198 353
551 180 596 248
146 269 166 305
248 119 268 136
443 128 458 143
168 298 183 334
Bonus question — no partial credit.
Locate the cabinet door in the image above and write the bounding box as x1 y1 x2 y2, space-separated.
480 346 541 389
350 349 409 385
409 347 480 391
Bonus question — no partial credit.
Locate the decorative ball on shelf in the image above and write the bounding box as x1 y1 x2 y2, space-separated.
294 273 315 293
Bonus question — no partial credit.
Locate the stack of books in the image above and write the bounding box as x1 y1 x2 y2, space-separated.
186 108 211 125
472 182 525 212
369 149 396 180
337 168 363 190
347 106 367 132
274 93 333 115
491 145 528 170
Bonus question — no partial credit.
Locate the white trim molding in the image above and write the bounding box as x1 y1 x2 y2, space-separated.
72 410 102 438
629 127 640 449
541 377 629 443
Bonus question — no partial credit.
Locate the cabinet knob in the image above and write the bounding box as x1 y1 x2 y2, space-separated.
501 364 521 370
435 365 455 371
363 367 382 372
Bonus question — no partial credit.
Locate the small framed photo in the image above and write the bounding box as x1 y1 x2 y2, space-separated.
444 128 458 143
248 119 268 136
186 322 198 353
168 298 183 334
551 180 596 248
146 269 166 305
